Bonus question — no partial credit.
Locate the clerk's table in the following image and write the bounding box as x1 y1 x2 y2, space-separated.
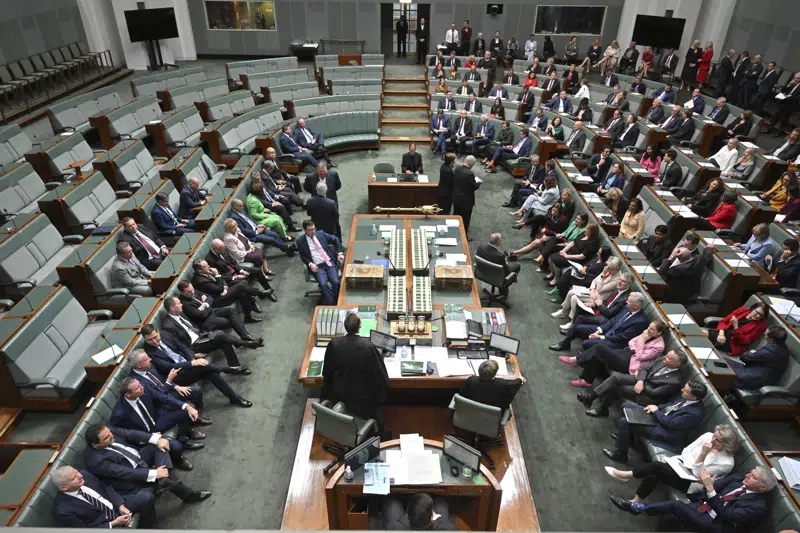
368 172 440 213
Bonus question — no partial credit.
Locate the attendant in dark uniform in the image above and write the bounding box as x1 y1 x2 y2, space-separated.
401 143 423 174
306 182 340 238
380 493 456 530
437 153 456 215
476 233 520 296
451 156 482 237
396 15 408 57
460 359 525 410
323 313 389 428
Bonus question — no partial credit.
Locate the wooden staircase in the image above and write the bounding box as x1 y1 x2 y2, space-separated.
381 74 431 144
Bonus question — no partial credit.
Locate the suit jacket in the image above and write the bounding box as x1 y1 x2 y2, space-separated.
661 113 682 134
430 114 451 133
460 376 523 410
192 270 228 299
639 237 672 267
305 195 339 236
631 359 682 405
401 152 423 173
230 209 262 239
438 163 454 199
205 249 242 283
689 96 705 114
598 309 649 347
717 56 734 87
742 62 764 89
545 96 573 114
541 78 560 93
292 127 321 149
381 497 457 530
660 54 679 72
707 105 730 124
437 98 457 111
671 118 696 141
178 289 221 327
456 85 473 96
477 57 494 69
85 426 161 494
489 87 509 99
583 154 612 182
477 243 513 275
594 289 630 318
161 313 208 348
616 123 639 148
473 121 494 142
502 73 519 85
463 99 483 113
54 470 125 528
683 473 771 533
730 343 790 389
151 204 184 235
110 385 184 434
111 256 150 289
566 129 586 153
472 38 486 55
451 116 473 137
601 73 619 87
733 56 751 83
604 116 625 139
658 247 714 304
463 70 481 82
142 330 195 373
660 160 684 188
648 398 704 452
133 364 175 396
223 231 254 264
279 132 301 154
322 334 389 415
652 88 675 104
178 186 205 219
510 137 532 158
776 254 800 287
117 228 164 268
303 170 342 203
446 57 461 69
629 81 646 95
451 164 480 208
645 105 665 124
528 114 548 130
416 24 428 46
296 230 343 267
773 139 800 161
516 90 535 108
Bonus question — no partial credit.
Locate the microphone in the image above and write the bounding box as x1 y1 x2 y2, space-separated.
164 253 178 273
376 250 400 275
100 333 124 364
128 300 143 323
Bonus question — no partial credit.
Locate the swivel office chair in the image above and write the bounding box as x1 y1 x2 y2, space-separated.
473 255 517 308
312 400 376 474
450 393 511 469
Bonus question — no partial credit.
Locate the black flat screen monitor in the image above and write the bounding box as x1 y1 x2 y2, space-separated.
443 435 481 471
632 15 685 50
125 8 179 43
489 332 519 355
370 330 397 353
344 436 381 472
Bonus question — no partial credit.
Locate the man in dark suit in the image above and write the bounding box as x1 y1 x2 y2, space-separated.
262 146 302 193
726 326 790 390
430 109 452 154
657 49 678 78
644 98 665 124
178 276 263 326
463 65 481 82
686 87 706 114
455 80 473 96
528 108 548 130
451 110 473 156
576 292 649 352
118 218 169 270
396 15 408 57
652 84 675 104
730 51 751 106
428 50 444 68
206 239 272 293
716 49 736 98
380 493 456 531
437 91 457 111
668 110 696 145
603 380 707 463
260 160 304 210
773 237 800 287
615 467 776 533
438 154 455 215
191 257 270 308
476 233 520 295
765 73 800 134
278 124 318 170
161 296 253 369
516 87 534 118
603 109 625 139
132 347 205 410
488 83 509 100
110 377 203 444
581 146 612 182
446 51 460 69
602 68 619 88
138 327 252 407
471 115 493 155
401 144 422 175
617 41 639 72
740 54 764 110
415 17 428 64
178 176 207 219
544 90 573 114
303 161 342 205
564 121 587 154
485 129 531 174
323 312 389 425
306 182 340 237
151 192 195 237
542 71 560 93
84 423 209 502
707 97 731 124
658 149 683 188
296 220 344 305
293 118 335 167
230 198 295 257
579 349 688 417
477 51 494 70
502 67 518 86
463 93 482 114
658 245 714 305
614 114 639 149
451 156 482 235
638 224 673 266
459 359 525 410
771 128 800 161
52 466 154 528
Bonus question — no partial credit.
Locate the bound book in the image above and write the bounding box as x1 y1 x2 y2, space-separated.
306 361 324 377
466 319 483 338
400 361 426 376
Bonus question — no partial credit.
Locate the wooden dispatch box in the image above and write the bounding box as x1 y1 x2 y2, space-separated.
344 264 385 290
434 265 474 291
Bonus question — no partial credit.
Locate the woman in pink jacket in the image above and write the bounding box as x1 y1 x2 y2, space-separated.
564 320 668 388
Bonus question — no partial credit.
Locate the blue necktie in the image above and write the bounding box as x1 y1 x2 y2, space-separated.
160 342 187 364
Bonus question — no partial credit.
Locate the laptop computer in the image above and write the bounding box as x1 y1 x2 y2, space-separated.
623 406 658 426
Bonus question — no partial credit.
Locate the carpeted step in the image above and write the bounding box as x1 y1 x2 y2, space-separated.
381 124 430 139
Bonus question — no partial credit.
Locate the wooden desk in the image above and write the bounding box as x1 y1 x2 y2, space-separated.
614 153 655 198
368 172 439 213
763 451 800 512
84 328 140 383
656 302 704 336
282 401 539 531
610 239 667 299
150 253 191 295
681 334 736 390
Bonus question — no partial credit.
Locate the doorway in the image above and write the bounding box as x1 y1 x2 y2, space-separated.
380 3 430 58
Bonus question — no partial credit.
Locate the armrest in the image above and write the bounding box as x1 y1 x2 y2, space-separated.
500 408 512 425
571 152 593 160
0 299 14 310
215 163 226 170
279 154 295 162
19 377 60 389
79 222 98 231
668 187 689 197
116 134 132 140
115 190 132 199
505 272 519 284
153 158 168 163
703 316 723 327
690 296 716 305
758 386 797 399
221 148 242 155
4 279 35 290
92 149 107 155
87 309 113 320
780 287 800 297
679 140 698 148
515 156 531 164
170 141 187 147
44 181 63 189
99 288 131 297
55 126 76 134
735 135 755 143
357 419 377 441
48 172 76 182
62 234 84 244
714 229 734 237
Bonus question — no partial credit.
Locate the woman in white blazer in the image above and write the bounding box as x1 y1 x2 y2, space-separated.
555 256 622 322
223 218 274 277
511 175 559 228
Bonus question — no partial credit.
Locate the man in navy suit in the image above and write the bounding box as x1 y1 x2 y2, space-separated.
151 192 196 237
230 198 295 256
660 104 682 134
178 176 207 219
528 108 549 130
118 218 169 271
53 466 154 528
668 109 696 145
137 328 252 407
306 181 340 237
84 424 209 503
110 377 205 445
488 83 509 100
612 114 639 149
601 68 618 88
603 380 707 463
686 87 706 114
430 110 452 154
612 467 776 533
553 292 649 353
278 124 318 169
437 91 457 111
485 129 532 173
707 96 731 124
296 220 344 305
652 84 675 104
726 326 790 390
740 54 764 111
471 115 494 155
580 146 612 183
543 90 574 114
303 161 342 205
293 118 335 167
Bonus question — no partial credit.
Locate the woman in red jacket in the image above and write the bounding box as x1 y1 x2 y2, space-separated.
707 302 768 355
696 41 714 89
705 189 738 229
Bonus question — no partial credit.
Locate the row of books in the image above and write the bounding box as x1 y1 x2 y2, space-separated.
443 304 507 341
315 305 379 342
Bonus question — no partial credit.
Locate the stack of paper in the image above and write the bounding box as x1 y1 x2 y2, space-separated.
490 355 509 376
767 296 800 322
667 313 692 326
435 237 458 246
363 463 391 494
779 457 800 490
391 434 443 485
437 358 476 377
445 219 460 227
414 346 449 365
692 347 717 361
446 253 467 262
92 344 123 365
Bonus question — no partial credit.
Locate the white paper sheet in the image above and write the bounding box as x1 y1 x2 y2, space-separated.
692 347 717 361
633 264 656 274
436 225 449 233
420 225 437 233
490 356 509 376
310 347 326 361
92 344 122 365
576 175 594 183
381 231 391 239
667 314 692 325
767 296 800 321
446 253 467 262
387 177 398 182
399 434 425 455
384 359 402 378
414 346 449 364
436 358 476 377
436 259 458 267
385 450 409 485
741 195 760 202
435 238 458 246
406 451 443 485
618 244 639 253
445 219 460 227
708 238 727 245
379 225 395 231
363 463 391 494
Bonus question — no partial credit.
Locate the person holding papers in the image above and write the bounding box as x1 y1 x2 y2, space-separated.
607 424 738 508
322 312 389 428
534 213 588 271
547 223 602 285
707 303 768 355
725 326 790 390
380 493 456 530
551 275 632 344
508 203 569 260
603 380 707 464
484 129 531 174
460 359 525 410
760 172 799 210
552 250 618 310
684 88 706 114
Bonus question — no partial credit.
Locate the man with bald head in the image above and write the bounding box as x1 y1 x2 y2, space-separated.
263 146 302 193
476 233 519 296
565 120 587 153
178 175 207 219
644 98 665 124
658 244 715 305
293 118 335 167
205 238 274 293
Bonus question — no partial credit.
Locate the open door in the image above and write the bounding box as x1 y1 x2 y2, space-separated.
380 3 430 59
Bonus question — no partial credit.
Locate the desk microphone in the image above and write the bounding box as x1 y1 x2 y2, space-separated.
99 333 123 363
128 300 143 322
164 253 178 273
376 250 400 274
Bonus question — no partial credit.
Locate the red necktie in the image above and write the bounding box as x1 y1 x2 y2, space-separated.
597 292 618 316
696 487 745 514
136 233 160 257
548 80 553 90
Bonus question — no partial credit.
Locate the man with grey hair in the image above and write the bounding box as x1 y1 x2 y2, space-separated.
111 241 154 296
178 175 207 219
451 155 482 237
230 197 295 256
476 233 520 296
263 146 302 193
616 465 776 530
471 114 494 155
259 159 304 210
306 181 340 237
52 465 155 527
303 159 342 205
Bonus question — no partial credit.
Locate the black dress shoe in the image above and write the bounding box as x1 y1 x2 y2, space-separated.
266 292 278 302
586 407 609 418
183 441 205 451
193 416 213 426
225 366 252 375
609 495 639 514
244 315 263 323
174 457 194 471
184 490 212 503
188 429 206 440
243 337 264 347
548 342 567 351
329 161 338 168
502 201 514 207
251 301 262 314
602 448 628 464
257 288 273 299
576 392 595 408
230 396 253 407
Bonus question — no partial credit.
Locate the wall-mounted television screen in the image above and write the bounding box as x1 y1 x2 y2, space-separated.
124 8 179 43
632 15 686 50
534 6 606 35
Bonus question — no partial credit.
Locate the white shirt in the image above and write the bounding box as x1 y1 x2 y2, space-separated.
670 432 735 493
710 146 738 172
65 485 115 520
468 101 477 112
300 128 314 143
124 397 157 430
308 235 327 266
445 29 459 44
524 40 537 54
774 141 792 157
608 118 619 130
512 138 525 155
170 315 199 344
458 119 466 136
108 443 158 483
622 123 634 138
575 85 590 100
558 99 565 112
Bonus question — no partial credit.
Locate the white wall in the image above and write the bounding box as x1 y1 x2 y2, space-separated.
77 0 125 67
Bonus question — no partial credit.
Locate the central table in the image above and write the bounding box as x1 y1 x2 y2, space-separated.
367 172 440 213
